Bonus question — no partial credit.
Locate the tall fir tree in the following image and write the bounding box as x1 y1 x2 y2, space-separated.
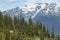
28 17 34 36
0 11 3 31
51 27 55 39
46 27 50 38
14 16 19 30
42 25 46 37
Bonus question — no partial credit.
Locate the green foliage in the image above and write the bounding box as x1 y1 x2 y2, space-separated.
46 27 50 38
0 11 59 40
55 35 60 40
0 11 3 31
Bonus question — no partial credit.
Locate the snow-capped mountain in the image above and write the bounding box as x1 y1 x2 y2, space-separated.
3 3 60 19
2 3 60 35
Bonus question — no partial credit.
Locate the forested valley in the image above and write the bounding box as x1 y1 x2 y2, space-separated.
0 11 60 40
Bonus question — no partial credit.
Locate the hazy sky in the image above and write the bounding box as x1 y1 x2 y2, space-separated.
0 0 60 11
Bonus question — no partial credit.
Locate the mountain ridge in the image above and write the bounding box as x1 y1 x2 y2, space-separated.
2 3 60 35
2 3 60 17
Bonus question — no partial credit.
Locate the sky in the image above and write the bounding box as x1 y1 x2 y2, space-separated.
0 0 60 11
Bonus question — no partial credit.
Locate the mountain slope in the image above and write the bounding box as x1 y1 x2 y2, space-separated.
2 3 60 35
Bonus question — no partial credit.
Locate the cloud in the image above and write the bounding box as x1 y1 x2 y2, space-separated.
0 0 57 4
1 0 16 3
25 0 58 4
0 0 59 4
0 0 28 3
25 0 53 5
25 0 38 5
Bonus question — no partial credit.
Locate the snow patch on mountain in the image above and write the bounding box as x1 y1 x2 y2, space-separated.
2 3 60 20
21 4 36 13
32 3 46 19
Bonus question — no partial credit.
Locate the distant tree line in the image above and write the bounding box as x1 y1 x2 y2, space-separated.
0 11 60 40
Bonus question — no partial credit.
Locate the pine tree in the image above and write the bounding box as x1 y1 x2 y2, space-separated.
34 22 42 36
51 27 55 39
56 35 60 40
42 25 46 37
14 16 18 30
3 14 13 30
7 15 13 30
3 14 12 40
57 35 60 40
0 11 3 32
28 17 34 36
29 17 33 26
46 27 50 38
5 29 10 40
43 25 46 32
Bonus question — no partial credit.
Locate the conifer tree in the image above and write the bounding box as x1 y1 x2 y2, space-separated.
5 30 10 40
0 11 3 31
46 27 50 38
29 17 33 26
56 35 60 40
7 15 13 30
3 14 8 30
43 25 46 32
51 27 55 39
57 35 60 40
3 14 13 30
42 25 46 37
28 17 34 36
34 22 41 36
14 16 18 30
3 14 12 40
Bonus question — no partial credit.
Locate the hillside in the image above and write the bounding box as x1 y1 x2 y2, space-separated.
2 3 60 35
0 11 60 40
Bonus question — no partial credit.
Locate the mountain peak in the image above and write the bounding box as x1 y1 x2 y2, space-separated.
2 3 60 19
